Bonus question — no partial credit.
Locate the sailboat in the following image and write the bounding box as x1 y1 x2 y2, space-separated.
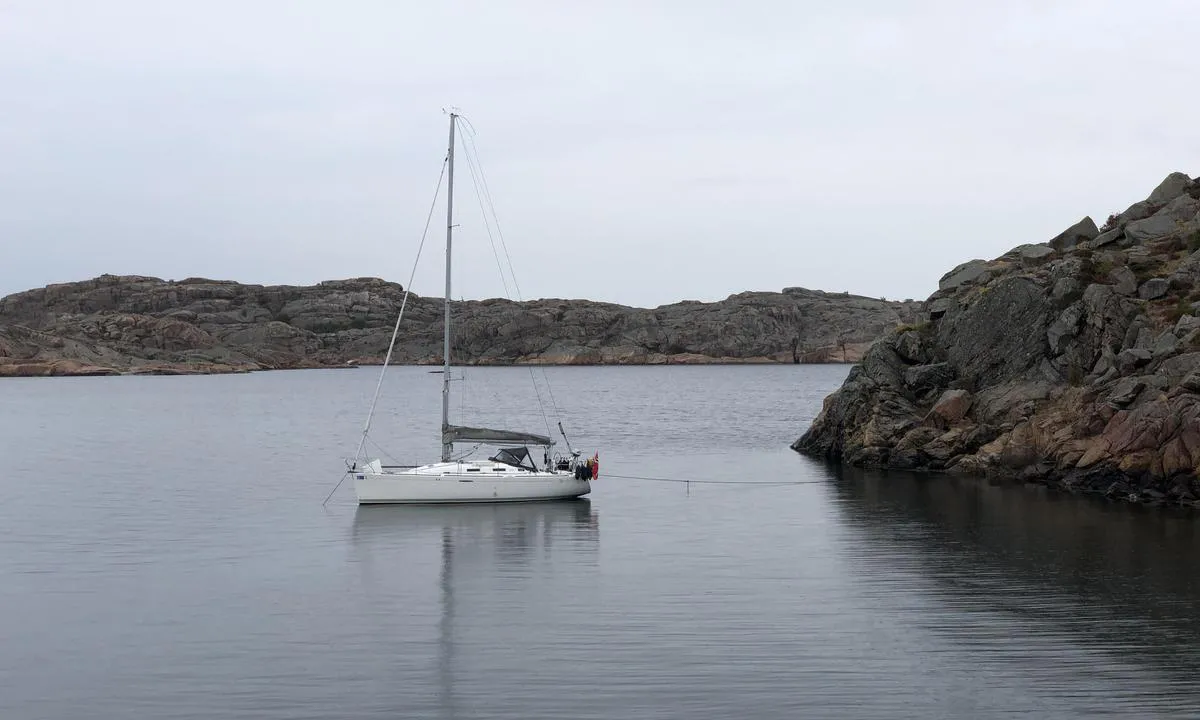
349 111 599 504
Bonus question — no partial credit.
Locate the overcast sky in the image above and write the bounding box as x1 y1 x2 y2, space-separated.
1 1 1197 308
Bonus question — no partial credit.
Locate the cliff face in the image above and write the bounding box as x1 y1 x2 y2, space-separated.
0 275 921 376
794 171 1200 508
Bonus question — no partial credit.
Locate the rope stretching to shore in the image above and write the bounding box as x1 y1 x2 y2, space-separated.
602 473 825 486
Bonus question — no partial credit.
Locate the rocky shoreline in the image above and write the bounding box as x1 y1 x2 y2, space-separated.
794 171 1200 509
0 276 921 377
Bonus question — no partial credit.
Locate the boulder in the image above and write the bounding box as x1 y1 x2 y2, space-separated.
1119 200 1158 225
1126 215 1181 244
1138 278 1171 299
1147 172 1193 205
1090 228 1124 249
938 260 991 291
1047 304 1083 356
1154 193 1200 222
925 389 972 429
1017 244 1057 264
894 330 924 363
1152 331 1179 359
1048 217 1099 250
1159 352 1200 379
1116 348 1153 374
1175 314 1200 337
905 362 954 394
1110 266 1138 296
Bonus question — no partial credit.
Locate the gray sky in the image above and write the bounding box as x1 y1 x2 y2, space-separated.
2 1 1197 308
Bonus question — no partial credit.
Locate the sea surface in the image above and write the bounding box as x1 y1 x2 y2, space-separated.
2 364 1200 719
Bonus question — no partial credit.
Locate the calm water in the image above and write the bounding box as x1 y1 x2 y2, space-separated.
2 364 1200 719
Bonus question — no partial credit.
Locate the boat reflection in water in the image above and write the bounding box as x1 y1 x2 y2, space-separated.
347 499 599 716
349 497 599 552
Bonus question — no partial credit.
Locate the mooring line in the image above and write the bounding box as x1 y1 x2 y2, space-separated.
321 471 821 505
602 473 825 486
322 472 350 506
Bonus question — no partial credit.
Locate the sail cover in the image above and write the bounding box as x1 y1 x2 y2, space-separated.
442 424 554 447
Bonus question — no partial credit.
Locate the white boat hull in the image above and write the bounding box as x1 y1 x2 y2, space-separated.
353 460 592 504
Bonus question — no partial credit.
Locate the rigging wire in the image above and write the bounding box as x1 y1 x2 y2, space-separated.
452 443 483 462
366 435 407 466
540 373 565 428
456 115 522 296
459 130 513 299
325 436 418 507
454 114 565 441
455 295 471 429
351 153 448 468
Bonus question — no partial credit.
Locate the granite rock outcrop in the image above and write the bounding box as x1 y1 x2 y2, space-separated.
794 171 1200 508
1 276 921 375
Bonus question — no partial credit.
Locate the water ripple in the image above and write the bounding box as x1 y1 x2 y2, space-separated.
1 367 1199 718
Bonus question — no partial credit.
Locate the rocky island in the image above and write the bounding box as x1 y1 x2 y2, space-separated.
0 276 920 376
794 171 1200 508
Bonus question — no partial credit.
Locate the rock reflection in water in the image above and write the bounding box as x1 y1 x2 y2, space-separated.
829 466 1200 697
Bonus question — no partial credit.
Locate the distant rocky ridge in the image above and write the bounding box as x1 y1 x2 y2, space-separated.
794 171 1200 508
0 275 921 376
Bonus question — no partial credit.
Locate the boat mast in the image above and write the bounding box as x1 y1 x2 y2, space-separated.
441 112 457 463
